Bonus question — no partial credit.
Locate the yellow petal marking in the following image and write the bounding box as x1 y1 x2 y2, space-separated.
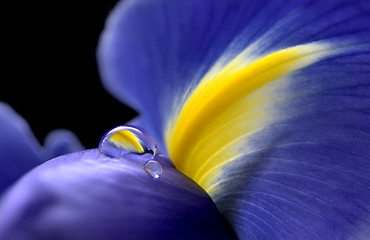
166 42 333 191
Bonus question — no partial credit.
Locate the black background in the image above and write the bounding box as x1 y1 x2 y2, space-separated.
1 0 138 149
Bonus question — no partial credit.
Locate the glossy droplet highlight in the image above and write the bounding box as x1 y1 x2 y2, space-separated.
99 125 158 158
143 160 163 179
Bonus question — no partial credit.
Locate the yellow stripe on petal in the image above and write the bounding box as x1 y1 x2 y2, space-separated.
166 42 334 191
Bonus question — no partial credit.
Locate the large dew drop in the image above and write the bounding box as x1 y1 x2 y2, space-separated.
99 125 162 178
99 125 158 158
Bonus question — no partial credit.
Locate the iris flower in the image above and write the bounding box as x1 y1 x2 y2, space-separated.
1 0 369 239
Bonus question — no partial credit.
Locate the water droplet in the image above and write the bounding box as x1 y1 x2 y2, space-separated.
143 160 162 179
99 125 158 158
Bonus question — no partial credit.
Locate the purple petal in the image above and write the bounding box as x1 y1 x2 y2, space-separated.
97 0 370 155
0 102 84 194
97 0 370 238
0 103 42 194
0 149 236 239
43 129 84 159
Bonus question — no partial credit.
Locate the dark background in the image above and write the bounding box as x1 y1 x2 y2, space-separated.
1 0 138 149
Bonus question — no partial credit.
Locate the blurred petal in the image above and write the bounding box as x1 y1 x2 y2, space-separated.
98 0 370 238
43 129 84 159
0 149 236 240
0 103 43 194
0 102 84 194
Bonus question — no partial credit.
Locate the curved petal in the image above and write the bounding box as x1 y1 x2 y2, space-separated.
43 129 84 159
98 0 370 238
0 149 236 240
0 102 84 194
0 103 43 194
98 0 370 155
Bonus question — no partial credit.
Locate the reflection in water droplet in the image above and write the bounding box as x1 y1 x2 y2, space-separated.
143 160 163 179
99 125 158 158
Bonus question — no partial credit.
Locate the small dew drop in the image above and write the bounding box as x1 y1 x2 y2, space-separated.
99 125 158 158
143 160 163 179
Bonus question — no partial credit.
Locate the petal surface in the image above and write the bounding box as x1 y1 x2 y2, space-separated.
98 0 370 239
0 149 236 240
0 103 84 194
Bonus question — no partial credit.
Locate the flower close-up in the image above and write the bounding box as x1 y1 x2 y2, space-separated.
1 0 369 239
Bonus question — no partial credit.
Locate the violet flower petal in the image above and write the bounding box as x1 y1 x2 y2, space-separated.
0 149 236 239
97 0 370 238
0 102 84 194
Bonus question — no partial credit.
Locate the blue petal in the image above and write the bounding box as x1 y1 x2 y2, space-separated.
43 129 84 159
0 149 236 239
98 0 370 238
98 0 370 154
0 103 42 194
0 102 84 194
